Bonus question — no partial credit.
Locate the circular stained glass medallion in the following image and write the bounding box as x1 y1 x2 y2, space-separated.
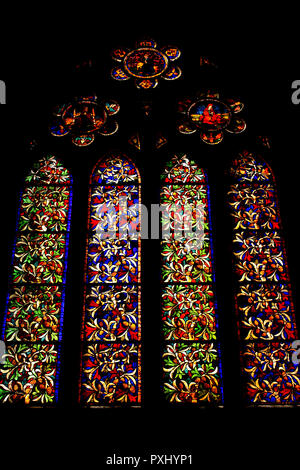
188 99 232 131
62 101 107 135
123 48 168 79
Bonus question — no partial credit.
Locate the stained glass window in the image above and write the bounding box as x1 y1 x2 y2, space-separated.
50 96 120 147
111 39 181 89
177 92 246 145
161 153 223 404
0 155 72 405
79 152 142 405
228 150 300 405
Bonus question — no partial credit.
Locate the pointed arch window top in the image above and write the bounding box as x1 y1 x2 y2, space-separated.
161 153 206 184
91 153 140 185
25 154 72 185
230 150 273 183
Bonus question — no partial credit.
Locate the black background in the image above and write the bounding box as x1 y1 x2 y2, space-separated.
1 10 300 468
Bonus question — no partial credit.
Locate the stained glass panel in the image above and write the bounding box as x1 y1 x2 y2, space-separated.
0 344 60 405
162 285 217 341
83 285 141 342
228 184 280 230
111 39 181 89
177 93 246 144
89 185 139 235
0 155 72 405
50 96 120 146
92 153 138 184
79 152 141 405
233 231 289 284
161 154 223 405
81 343 141 405
229 150 300 405
19 186 70 232
242 342 300 404
3 285 64 342
12 233 67 284
161 237 213 284
236 283 297 341
161 153 206 184
87 238 139 284
163 343 222 403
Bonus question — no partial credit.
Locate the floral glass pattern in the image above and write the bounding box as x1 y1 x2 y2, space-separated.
161 154 223 404
79 152 141 405
0 155 72 405
50 96 120 147
111 38 181 89
178 91 246 145
228 150 300 405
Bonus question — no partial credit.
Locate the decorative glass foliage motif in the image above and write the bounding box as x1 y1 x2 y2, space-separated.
25 154 71 184
162 285 217 341
111 38 181 89
229 150 300 405
236 284 297 341
161 154 223 404
79 152 141 405
12 233 67 284
162 154 206 184
161 237 213 284
89 185 139 236
228 185 280 230
163 343 222 403
0 344 60 405
50 96 120 147
243 342 300 403
0 155 72 405
92 155 137 184
4 286 64 342
81 343 140 404
87 238 139 284
19 186 70 232
233 231 289 284
83 285 140 342
178 91 246 145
